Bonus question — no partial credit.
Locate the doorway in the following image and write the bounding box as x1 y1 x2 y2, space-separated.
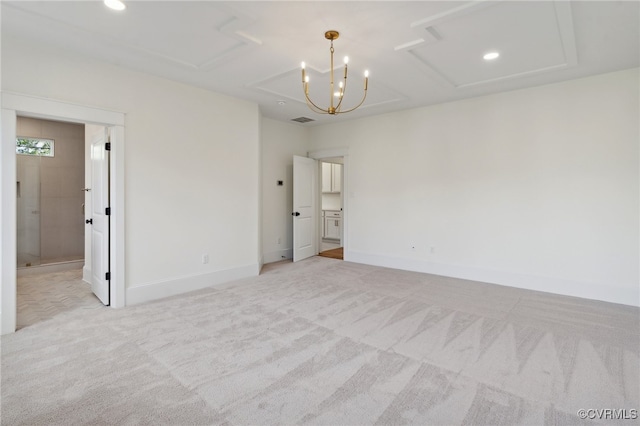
16 117 86 270
292 149 349 264
1 93 125 335
14 117 110 329
318 158 343 260
311 148 348 261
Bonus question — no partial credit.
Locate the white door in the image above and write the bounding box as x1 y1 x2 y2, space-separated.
90 129 110 305
293 155 317 262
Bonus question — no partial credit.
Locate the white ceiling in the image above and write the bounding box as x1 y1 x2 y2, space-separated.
2 1 638 126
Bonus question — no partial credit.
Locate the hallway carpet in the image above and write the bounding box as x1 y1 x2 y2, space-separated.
2 257 638 425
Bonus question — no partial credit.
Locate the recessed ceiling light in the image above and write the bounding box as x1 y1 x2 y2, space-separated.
104 0 126 11
483 52 500 61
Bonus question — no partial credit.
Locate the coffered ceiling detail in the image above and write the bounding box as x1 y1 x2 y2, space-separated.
396 1 578 88
2 1 262 71
1 1 637 126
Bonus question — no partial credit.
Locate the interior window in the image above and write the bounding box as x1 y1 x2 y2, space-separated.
16 137 55 157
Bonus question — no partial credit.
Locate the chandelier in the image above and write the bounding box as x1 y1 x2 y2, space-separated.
301 30 369 115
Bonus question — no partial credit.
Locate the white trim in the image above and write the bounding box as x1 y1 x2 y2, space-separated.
2 92 125 126
263 248 293 264
347 250 639 308
409 1 495 29
126 264 260 306
17 260 83 277
308 148 349 259
257 114 264 273
83 266 92 284
308 148 349 160
1 93 126 335
1 109 18 335
109 125 126 308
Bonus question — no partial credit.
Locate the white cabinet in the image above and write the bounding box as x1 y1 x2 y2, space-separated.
322 162 342 193
322 163 332 193
331 164 341 192
323 210 342 240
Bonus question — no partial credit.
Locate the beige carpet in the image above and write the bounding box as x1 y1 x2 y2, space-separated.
2 257 639 425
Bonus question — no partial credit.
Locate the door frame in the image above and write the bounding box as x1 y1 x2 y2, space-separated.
308 148 348 259
90 128 111 305
1 92 126 334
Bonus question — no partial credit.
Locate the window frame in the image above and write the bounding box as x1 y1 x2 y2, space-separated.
16 136 55 157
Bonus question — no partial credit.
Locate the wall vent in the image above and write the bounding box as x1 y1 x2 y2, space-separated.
291 116 315 123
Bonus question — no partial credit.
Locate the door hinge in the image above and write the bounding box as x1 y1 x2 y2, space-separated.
105 272 111 281
105 207 111 216
105 142 111 151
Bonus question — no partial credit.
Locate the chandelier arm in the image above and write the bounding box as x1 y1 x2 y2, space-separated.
336 90 368 114
306 101 329 114
300 30 368 115
304 91 330 114
334 72 348 112
306 103 329 115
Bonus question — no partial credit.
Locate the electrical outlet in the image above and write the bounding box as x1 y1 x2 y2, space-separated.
277 237 282 245
202 254 209 264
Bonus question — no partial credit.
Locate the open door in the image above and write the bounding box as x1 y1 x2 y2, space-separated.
293 155 317 262
90 129 110 305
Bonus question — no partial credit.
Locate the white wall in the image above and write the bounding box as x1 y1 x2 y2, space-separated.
3 36 261 304
261 118 309 263
2 35 637 315
309 69 639 306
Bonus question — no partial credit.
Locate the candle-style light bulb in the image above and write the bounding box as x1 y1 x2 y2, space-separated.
300 32 370 114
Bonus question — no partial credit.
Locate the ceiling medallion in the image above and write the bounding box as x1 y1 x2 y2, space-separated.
301 30 369 115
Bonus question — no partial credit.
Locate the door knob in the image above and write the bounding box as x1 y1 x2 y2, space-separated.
292 212 301 216
86 219 93 224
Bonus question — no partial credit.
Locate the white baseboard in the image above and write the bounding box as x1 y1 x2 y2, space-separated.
345 250 639 307
263 248 293 264
126 263 260 306
82 266 91 284
17 260 84 277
